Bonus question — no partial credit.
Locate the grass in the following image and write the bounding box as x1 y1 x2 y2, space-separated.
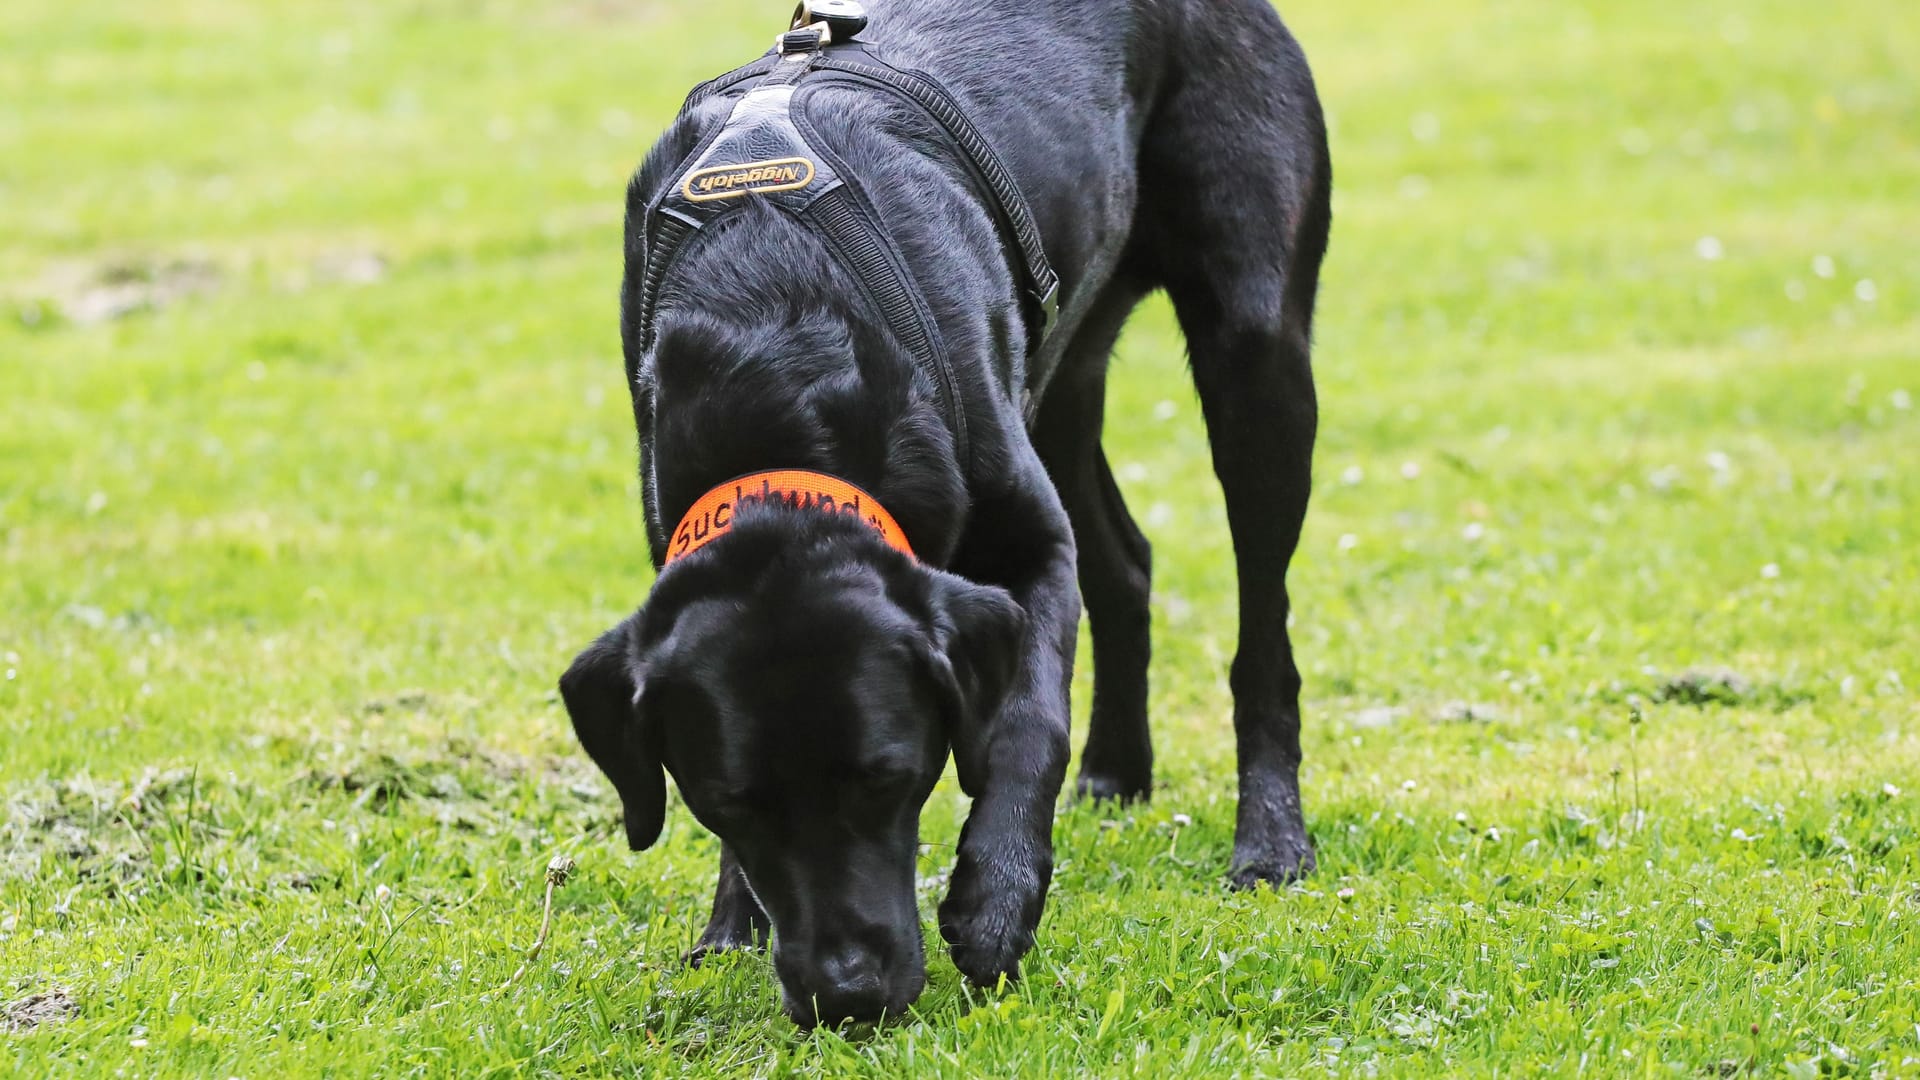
2 0 1917 1074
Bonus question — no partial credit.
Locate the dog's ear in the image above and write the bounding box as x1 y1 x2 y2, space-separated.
921 573 1027 796
560 620 666 851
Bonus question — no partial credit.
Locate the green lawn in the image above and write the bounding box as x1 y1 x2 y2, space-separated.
3 0 1917 1074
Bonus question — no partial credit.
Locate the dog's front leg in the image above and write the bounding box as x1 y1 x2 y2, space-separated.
937 491 1079 987
685 844 770 966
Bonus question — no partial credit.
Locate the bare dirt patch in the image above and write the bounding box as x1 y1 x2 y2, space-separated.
44 257 222 325
311 249 387 287
1655 668 1755 707
297 736 601 810
2 987 78 1034
1 768 211 883
1592 667 1815 711
276 249 389 293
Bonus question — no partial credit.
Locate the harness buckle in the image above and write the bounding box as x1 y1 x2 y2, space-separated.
1033 280 1061 337
778 24 830 56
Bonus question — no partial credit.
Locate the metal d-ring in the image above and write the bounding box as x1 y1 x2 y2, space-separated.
791 1 868 40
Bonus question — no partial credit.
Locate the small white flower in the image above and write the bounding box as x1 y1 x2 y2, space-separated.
1784 280 1806 302
1401 779 1417 791
1454 812 1470 825
1338 533 1359 552
1760 563 1781 580
1892 389 1912 411
1812 254 1836 279
1485 826 1502 841
1341 465 1365 485
1462 522 1485 542
130 1039 149 1049
374 884 393 903
1695 236 1724 261
1705 451 1731 472
1336 887 1356 901
1730 828 1760 842
1884 783 1903 798
1400 461 1421 480
1855 279 1878 303
1172 813 1192 827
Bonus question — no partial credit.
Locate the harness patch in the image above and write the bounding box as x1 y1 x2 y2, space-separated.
682 157 816 202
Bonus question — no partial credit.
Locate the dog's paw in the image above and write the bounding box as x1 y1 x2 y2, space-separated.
938 856 1046 987
1073 769 1152 805
683 934 760 968
683 923 769 968
1227 840 1316 891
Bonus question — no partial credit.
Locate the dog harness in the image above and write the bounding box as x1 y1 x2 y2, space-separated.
639 3 1060 562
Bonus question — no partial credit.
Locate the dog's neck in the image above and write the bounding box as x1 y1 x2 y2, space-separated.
643 224 971 565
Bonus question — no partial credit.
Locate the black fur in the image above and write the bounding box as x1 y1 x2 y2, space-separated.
565 0 1331 1027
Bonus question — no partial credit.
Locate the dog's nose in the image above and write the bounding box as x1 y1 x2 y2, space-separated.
785 945 916 1027
802 946 886 1024
818 943 882 994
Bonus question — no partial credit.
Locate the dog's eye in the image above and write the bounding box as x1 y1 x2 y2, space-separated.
853 762 922 796
694 785 763 823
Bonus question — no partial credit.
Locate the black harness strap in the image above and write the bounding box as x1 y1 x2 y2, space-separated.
804 183 968 462
809 51 1061 338
633 38 1062 477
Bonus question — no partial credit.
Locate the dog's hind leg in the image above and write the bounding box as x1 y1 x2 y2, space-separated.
1033 279 1156 803
685 845 770 965
1138 0 1331 887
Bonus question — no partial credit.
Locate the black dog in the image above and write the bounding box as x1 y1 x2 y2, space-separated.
562 0 1329 1026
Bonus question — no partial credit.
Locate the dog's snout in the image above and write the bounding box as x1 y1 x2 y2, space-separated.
781 939 923 1027
807 945 887 1024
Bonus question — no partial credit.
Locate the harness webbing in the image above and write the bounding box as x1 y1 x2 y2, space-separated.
808 52 1060 337
632 39 1062 475
806 184 967 461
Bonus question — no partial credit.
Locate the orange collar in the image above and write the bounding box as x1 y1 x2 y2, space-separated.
666 469 915 565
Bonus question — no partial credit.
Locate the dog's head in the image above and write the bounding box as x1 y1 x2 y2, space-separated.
560 507 1023 1026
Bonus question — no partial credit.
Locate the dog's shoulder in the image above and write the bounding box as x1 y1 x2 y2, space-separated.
625 95 730 226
